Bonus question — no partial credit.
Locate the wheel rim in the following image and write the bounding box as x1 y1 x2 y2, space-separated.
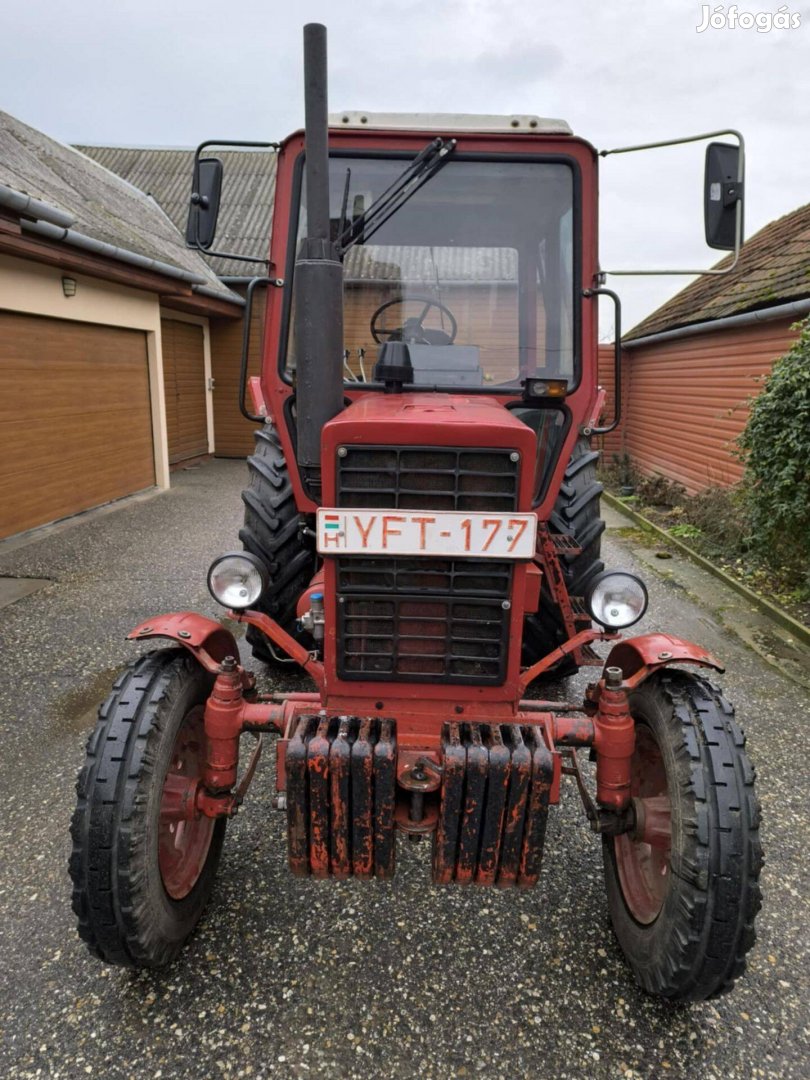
158 706 214 900
614 724 672 924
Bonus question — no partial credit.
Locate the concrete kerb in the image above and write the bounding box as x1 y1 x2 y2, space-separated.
603 491 810 649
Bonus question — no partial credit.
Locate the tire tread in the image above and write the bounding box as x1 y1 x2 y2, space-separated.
605 669 762 1001
238 423 315 665
69 651 223 968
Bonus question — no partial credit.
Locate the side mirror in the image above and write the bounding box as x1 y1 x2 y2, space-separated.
704 142 744 251
186 157 223 250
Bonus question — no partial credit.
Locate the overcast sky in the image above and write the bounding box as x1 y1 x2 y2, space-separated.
3 0 809 332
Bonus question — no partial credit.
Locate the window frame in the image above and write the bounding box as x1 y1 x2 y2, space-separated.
278 148 583 396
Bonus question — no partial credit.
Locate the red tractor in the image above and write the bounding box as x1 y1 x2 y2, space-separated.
70 25 761 1001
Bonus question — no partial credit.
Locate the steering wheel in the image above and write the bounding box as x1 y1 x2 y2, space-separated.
370 296 458 346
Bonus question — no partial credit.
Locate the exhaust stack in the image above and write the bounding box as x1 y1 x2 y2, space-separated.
294 22 344 498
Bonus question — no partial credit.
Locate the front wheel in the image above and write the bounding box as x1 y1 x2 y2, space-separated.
603 670 762 1002
69 650 226 968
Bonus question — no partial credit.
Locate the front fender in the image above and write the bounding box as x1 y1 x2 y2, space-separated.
603 632 724 689
128 612 240 674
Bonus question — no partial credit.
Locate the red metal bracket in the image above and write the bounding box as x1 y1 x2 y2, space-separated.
535 524 579 644
586 386 607 432
520 627 616 692
230 610 326 690
534 524 601 669
248 375 268 418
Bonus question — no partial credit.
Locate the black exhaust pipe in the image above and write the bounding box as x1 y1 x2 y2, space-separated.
294 23 344 498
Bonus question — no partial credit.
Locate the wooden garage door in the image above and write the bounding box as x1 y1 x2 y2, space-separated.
161 319 208 464
0 312 155 540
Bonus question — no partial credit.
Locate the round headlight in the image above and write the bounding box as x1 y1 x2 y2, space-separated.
586 571 648 629
207 552 269 610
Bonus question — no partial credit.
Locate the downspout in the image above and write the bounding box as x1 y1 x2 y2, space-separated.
0 183 75 229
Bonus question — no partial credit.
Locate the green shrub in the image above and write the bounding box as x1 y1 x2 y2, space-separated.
737 317 810 590
669 523 703 539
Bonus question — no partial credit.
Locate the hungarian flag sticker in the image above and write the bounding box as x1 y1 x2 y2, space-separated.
320 513 344 548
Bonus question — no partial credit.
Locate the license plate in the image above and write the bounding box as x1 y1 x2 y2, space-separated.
317 509 537 559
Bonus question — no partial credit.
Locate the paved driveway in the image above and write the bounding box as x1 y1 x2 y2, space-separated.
0 460 807 1080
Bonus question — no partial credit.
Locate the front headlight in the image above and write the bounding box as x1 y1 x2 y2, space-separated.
586 571 648 629
207 552 269 610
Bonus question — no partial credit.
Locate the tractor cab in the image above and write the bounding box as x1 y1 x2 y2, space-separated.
288 115 578 394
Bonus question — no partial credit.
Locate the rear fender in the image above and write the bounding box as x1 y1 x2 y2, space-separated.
128 612 240 675
603 633 724 690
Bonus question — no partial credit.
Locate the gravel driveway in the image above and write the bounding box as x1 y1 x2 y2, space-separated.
0 459 807 1080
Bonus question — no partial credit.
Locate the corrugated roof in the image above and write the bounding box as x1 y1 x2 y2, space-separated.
77 145 277 278
74 145 544 287
0 111 236 299
625 202 810 341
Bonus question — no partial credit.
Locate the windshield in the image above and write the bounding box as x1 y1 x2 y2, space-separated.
286 155 577 390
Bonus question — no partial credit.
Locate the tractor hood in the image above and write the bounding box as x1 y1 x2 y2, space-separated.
319 393 538 510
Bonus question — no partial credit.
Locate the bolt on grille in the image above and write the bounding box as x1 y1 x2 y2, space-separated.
337 446 519 512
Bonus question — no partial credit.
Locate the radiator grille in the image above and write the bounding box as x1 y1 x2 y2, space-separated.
338 556 512 599
334 445 518 685
338 592 508 683
337 446 519 512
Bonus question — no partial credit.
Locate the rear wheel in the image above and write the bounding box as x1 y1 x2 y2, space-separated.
523 437 605 674
239 422 316 666
603 670 762 1001
69 650 226 968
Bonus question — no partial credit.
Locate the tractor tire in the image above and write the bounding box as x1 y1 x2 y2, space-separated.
522 436 605 675
603 670 762 1002
69 650 226 968
238 423 316 666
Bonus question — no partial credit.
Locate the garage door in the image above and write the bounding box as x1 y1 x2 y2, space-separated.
161 319 208 464
0 312 155 540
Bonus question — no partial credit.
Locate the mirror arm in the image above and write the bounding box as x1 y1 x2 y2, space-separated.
584 287 622 435
599 128 745 277
600 128 745 158
604 252 741 278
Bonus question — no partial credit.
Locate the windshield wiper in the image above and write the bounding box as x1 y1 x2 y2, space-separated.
338 137 457 254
